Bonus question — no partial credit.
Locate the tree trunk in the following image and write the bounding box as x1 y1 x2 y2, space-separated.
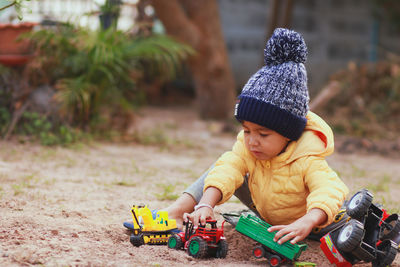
151 0 236 119
267 0 294 38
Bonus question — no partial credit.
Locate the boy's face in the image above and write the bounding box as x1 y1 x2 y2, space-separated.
242 121 290 161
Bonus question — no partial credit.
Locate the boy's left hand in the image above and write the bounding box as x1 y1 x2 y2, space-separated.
267 208 327 244
268 218 313 245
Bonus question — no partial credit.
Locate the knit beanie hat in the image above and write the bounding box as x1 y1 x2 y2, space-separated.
234 28 310 140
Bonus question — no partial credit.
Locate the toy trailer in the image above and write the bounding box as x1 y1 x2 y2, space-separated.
235 214 308 266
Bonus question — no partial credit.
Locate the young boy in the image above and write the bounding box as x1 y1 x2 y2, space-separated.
167 28 349 245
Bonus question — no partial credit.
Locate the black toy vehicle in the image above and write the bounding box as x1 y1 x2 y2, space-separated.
320 189 400 267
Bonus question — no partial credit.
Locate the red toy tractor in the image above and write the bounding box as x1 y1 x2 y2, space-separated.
167 219 228 258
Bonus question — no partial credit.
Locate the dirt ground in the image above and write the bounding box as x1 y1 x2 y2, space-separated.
1 106 400 267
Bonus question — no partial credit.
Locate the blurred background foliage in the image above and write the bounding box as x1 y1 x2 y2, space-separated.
0 0 400 147
26 24 192 127
311 0 400 143
0 0 194 145
323 61 400 140
371 0 400 33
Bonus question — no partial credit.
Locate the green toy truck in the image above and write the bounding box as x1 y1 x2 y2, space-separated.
235 214 308 266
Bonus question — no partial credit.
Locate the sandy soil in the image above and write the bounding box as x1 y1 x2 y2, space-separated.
1 106 400 267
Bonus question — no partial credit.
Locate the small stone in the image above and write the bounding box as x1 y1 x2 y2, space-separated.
51 230 59 235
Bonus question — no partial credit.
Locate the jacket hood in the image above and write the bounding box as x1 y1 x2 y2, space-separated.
275 111 334 163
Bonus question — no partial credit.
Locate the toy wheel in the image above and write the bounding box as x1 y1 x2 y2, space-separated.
346 189 373 221
130 233 144 247
215 239 228 258
167 234 183 249
372 239 397 267
252 245 265 259
269 255 282 267
187 236 208 258
380 214 400 242
337 219 364 252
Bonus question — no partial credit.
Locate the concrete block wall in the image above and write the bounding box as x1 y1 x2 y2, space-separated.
292 0 373 95
218 0 270 92
218 0 400 95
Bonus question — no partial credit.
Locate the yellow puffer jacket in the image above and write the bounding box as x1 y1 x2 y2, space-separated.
204 112 349 227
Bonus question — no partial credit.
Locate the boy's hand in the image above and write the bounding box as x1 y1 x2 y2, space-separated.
183 186 221 228
268 208 327 244
183 206 214 228
267 217 314 244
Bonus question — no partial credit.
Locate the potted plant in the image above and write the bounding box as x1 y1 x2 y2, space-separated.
0 0 36 66
0 22 37 66
25 23 193 127
98 0 122 30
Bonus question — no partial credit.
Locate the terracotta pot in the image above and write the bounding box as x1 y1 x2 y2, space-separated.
0 22 37 66
0 54 33 66
0 22 36 54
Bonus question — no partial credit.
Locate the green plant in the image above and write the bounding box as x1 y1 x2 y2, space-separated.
325 62 400 139
155 183 179 201
0 66 13 136
0 0 32 19
12 183 24 195
98 0 121 14
11 173 39 196
16 111 85 146
133 126 198 150
25 24 193 129
97 0 122 30
134 127 170 147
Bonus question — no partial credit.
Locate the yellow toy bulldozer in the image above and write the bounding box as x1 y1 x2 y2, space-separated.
124 205 179 247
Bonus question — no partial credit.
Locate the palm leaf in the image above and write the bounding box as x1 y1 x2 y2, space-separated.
24 24 193 126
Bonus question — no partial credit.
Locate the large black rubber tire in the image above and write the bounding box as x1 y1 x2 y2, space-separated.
167 234 183 249
187 236 208 258
337 219 364 252
346 189 373 221
215 239 228 258
372 240 397 267
380 214 400 243
130 233 145 247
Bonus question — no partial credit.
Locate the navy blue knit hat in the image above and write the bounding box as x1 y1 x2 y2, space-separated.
234 28 309 140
